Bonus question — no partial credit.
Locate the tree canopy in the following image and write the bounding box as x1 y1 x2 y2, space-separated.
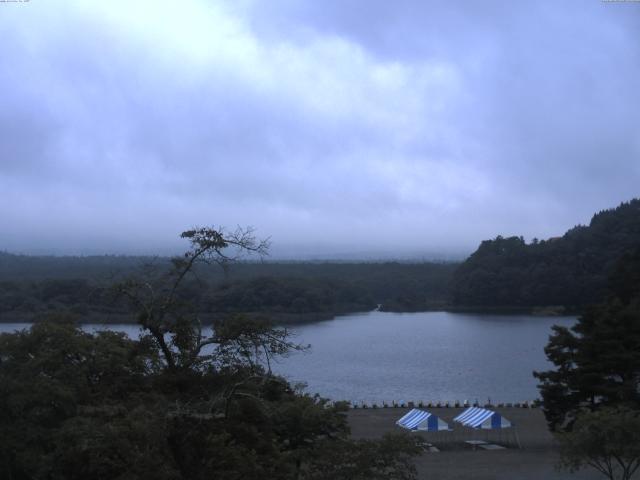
0 227 421 479
534 247 640 431
0 258 455 321
452 199 640 309
558 407 640 480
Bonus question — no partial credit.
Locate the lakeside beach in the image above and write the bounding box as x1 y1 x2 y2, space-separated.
348 407 602 480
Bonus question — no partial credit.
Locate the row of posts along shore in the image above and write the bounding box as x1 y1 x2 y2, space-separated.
348 400 539 409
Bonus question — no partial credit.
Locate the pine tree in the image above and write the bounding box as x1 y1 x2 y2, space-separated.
534 248 640 431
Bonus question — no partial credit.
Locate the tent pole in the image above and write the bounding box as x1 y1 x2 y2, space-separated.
514 427 522 450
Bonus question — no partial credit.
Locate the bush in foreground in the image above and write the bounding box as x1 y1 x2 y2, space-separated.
0 321 420 480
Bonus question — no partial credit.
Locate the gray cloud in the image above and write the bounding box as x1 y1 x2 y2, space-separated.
0 0 638 257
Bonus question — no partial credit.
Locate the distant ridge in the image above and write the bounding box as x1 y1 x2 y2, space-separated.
452 199 640 310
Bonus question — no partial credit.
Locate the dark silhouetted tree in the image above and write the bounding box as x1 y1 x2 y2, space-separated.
534 247 640 431
558 407 640 480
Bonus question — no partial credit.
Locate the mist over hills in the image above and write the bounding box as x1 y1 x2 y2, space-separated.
1 198 638 319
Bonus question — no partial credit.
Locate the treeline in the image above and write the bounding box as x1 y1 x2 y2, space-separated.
205 277 376 314
0 258 457 321
452 199 640 310
6 198 636 319
0 252 150 281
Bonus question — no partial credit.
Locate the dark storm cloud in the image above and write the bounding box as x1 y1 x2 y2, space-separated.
0 1 638 256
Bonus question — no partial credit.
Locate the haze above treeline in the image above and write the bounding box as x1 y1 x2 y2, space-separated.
3 245 466 263
2 199 638 322
1 199 634 262
1 199 632 260
1 199 633 262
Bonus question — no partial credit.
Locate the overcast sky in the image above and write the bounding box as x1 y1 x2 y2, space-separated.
1 0 638 258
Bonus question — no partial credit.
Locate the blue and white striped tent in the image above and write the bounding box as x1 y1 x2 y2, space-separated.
396 409 450 431
453 407 512 429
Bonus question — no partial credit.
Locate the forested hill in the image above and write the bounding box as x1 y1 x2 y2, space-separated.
452 199 640 310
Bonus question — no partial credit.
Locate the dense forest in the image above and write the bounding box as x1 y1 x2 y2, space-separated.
0 255 456 322
452 199 640 310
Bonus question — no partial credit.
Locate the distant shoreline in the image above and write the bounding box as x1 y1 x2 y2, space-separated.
381 303 578 316
0 306 578 325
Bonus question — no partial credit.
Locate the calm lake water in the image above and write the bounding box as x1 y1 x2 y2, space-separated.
0 311 575 404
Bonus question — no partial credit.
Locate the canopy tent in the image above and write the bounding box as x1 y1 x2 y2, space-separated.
453 407 512 429
396 409 450 432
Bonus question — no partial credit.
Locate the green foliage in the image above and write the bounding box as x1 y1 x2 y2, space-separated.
0 262 455 320
534 248 640 431
0 321 163 479
0 228 421 479
558 407 640 480
453 199 640 308
0 319 420 479
206 276 376 315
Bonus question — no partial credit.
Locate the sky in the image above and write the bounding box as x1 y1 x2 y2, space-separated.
1 0 639 259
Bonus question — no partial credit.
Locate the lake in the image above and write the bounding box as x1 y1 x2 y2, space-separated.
0 311 574 404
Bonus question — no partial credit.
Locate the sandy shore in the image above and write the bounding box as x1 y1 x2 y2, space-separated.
348 407 604 479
